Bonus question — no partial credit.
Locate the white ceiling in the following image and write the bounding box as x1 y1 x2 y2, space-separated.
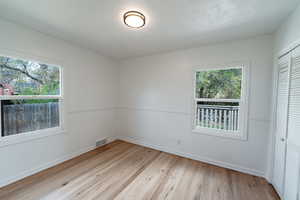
0 0 298 60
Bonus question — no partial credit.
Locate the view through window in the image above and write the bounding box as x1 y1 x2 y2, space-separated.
194 67 242 132
0 55 62 137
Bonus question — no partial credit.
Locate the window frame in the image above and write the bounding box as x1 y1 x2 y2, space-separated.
0 52 65 147
192 63 250 140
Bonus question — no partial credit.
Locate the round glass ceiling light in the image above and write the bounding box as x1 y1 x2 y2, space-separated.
123 11 145 28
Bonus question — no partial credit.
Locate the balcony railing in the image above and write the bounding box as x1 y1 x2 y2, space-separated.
195 105 239 131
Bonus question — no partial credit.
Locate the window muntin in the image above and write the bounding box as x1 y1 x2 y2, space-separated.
194 66 246 138
0 55 63 141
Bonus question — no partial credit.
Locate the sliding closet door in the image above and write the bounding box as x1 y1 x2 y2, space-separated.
273 53 290 196
284 46 300 200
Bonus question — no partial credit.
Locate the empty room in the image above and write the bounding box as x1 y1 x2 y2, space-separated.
0 0 300 199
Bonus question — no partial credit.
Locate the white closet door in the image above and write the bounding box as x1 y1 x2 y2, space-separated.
288 46 300 146
284 145 300 200
284 46 300 200
273 53 290 196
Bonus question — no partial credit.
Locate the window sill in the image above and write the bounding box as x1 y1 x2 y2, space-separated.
192 127 247 141
0 127 66 148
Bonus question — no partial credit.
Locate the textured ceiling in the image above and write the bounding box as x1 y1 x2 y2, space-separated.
0 0 298 60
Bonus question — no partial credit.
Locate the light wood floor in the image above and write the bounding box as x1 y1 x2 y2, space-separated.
0 140 279 200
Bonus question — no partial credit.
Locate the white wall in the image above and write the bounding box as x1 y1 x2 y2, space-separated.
0 19 119 186
275 4 300 53
118 35 274 176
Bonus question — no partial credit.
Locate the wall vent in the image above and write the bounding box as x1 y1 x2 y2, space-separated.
96 139 107 147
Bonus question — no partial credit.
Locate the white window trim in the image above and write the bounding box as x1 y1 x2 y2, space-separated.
192 62 250 141
0 51 66 147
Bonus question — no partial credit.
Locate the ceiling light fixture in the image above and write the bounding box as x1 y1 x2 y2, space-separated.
123 11 145 28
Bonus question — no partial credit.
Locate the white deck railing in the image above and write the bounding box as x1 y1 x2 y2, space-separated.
196 105 239 131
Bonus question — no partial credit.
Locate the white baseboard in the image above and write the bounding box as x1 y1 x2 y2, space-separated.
0 136 117 188
119 136 265 178
264 171 273 183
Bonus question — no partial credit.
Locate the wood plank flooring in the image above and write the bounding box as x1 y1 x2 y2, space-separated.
0 140 280 200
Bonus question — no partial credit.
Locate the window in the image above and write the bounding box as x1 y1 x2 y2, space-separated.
0 55 63 143
193 65 249 139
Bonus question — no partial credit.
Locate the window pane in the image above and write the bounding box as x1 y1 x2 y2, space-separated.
1 99 59 137
195 68 242 99
195 101 240 131
0 56 60 96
